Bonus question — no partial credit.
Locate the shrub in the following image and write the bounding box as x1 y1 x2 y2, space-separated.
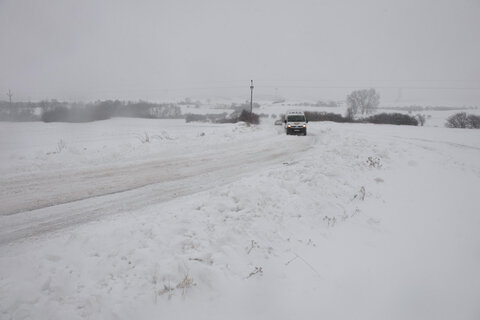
365 113 418 126
238 110 260 124
445 112 468 128
230 102 260 112
216 117 238 124
467 114 480 128
185 114 207 123
446 112 480 128
280 111 420 126
185 111 258 124
41 106 71 122
304 111 351 123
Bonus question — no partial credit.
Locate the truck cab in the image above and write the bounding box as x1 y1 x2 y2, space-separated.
284 111 308 136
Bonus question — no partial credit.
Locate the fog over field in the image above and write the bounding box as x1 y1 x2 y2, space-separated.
1 0 479 103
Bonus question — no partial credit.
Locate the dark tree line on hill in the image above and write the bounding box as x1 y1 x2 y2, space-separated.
380 105 478 112
304 111 419 126
0 100 182 122
185 109 262 125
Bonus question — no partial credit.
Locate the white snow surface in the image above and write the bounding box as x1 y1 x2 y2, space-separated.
1 118 480 319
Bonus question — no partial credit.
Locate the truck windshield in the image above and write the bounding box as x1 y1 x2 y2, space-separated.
287 115 305 122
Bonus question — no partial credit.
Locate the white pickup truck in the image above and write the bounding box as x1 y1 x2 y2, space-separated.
284 111 308 136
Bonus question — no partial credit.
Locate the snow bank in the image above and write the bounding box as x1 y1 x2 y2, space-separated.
1 119 479 319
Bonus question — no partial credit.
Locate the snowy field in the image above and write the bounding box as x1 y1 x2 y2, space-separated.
1 116 480 319
178 99 480 129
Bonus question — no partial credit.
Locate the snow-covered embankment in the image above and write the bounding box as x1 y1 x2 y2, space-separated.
0 119 479 319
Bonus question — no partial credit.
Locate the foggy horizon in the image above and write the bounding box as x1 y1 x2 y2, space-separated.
1 0 479 104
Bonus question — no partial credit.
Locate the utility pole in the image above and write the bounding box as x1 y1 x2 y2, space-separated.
7 89 13 105
250 80 254 113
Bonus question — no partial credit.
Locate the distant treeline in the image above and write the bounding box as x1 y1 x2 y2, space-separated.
379 105 479 112
304 111 419 126
0 100 182 122
185 107 269 124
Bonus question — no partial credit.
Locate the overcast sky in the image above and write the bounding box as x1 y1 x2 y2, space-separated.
1 0 479 103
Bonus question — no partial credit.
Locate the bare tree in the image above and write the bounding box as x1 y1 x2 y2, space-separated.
346 88 380 117
416 113 426 126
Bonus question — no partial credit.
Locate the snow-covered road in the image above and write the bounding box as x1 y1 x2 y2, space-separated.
0 121 314 244
1 118 479 320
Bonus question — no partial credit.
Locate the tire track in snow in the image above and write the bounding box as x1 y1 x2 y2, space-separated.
0 134 316 245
